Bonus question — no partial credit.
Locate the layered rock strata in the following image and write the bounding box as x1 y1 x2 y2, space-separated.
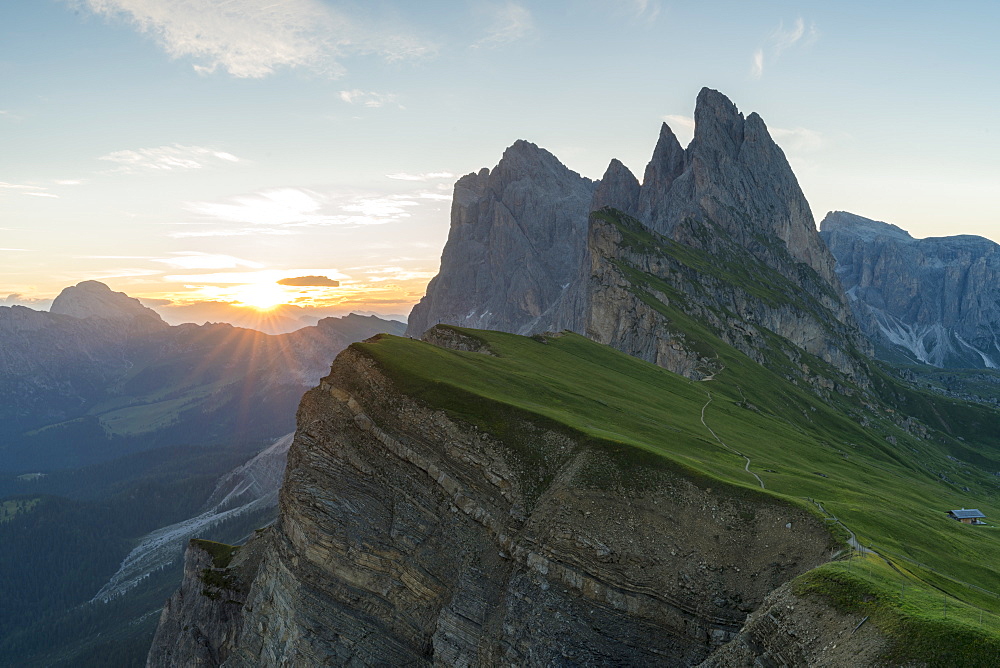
698 581 889 667
148 538 269 668
148 336 838 666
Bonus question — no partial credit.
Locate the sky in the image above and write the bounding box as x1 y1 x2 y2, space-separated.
2 1 999 325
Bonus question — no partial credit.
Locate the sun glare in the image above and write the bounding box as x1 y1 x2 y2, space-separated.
232 283 287 311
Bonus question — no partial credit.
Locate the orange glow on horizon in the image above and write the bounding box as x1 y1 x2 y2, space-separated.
229 282 288 311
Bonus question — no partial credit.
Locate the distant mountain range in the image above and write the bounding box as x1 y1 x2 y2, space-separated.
0 280 405 472
821 211 1000 369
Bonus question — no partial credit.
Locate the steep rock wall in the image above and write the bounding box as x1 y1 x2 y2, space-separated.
587 210 871 388
150 341 838 666
406 141 595 338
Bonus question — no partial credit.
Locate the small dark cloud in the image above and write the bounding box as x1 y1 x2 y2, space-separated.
277 275 340 287
139 298 174 307
337 297 411 305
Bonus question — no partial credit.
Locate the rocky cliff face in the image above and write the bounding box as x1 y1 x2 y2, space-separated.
821 211 1000 368
645 89 840 292
147 334 839 666
406 89 865 386
406 140 595 337
586 209 871 387
148 537 270 668
698 581 889 667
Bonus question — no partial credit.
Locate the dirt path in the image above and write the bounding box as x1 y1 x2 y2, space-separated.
700 391 765 489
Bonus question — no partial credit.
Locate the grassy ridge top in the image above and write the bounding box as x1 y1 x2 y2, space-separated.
356 326 1000 661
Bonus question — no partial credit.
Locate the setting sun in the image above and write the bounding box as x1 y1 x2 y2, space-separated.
231 283 288 311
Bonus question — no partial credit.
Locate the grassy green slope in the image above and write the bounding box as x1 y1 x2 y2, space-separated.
356 326 1000 663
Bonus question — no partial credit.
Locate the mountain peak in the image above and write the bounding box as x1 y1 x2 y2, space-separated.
50 281 166 325
692 87 744 151
592 158 640 216
819 211 913 242
495 139 589 184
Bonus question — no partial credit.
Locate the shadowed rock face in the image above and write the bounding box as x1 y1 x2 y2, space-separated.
821 211 1000 368
592 157 641 218
585 210 870 387
406 140 595 338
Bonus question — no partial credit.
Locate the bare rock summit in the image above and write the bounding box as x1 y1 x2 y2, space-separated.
50 280 166 325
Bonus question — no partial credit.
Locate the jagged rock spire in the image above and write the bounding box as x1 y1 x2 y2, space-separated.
637 122 685 224
591 158 640 217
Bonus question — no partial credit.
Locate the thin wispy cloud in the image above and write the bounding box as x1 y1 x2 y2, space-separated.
99 144 240 173
77 267 165 280
0 182 44 191
163 269 347 285
73 0 436 78
151 252 263 270
751 48 764 79
385 171 455 181
1 182 61 198
629 0 661 22
339 90 403 109
169 227 297 239
770 127 827 153
183 187 424 230
751 17 817 79
363 266 437 283
416 192 452 201
472 2 536 49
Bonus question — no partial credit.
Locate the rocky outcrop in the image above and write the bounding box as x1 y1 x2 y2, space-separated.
699 581 889 667
406 140 595 337
643 90 838 291
50 280 166 326
636 121 686 225
821 211 1000 368
148 339 838 666
147 537 269 668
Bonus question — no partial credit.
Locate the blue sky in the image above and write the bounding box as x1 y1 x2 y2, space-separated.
2 0 998 320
